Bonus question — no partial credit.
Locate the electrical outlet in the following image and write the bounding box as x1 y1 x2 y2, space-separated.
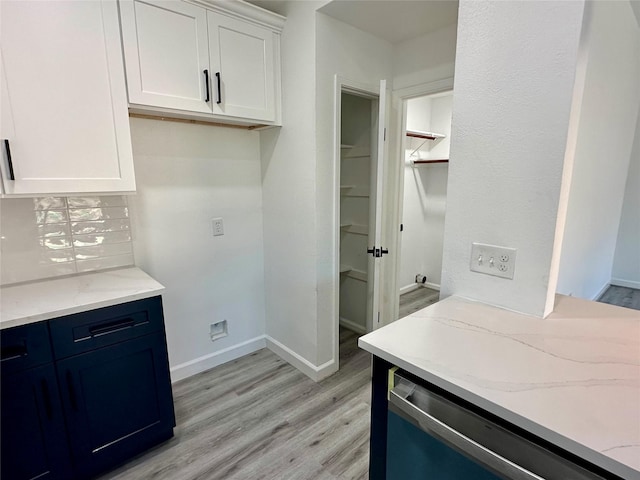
210 320 228 341
470 243 517 280
212 218 224 236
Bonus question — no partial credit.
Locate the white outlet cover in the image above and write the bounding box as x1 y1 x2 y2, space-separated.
212 218 224 237
470 243 517 280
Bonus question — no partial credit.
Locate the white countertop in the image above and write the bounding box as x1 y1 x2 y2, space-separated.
359 295 640 479
0 267 165 329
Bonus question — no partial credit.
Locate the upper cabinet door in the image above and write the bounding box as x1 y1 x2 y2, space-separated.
0 1 135 195
120 0 212 113
208 12 276 122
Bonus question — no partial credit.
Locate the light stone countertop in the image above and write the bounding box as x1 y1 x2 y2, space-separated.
0 267 165 329
359 294 640 480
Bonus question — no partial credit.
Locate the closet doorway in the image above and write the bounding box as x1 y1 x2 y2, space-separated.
397 90 453 318
336 81 388 343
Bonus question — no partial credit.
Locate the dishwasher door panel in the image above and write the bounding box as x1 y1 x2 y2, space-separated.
387 409 502 480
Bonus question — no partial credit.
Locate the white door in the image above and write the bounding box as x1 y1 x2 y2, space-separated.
207 12 276 122
120 0 211 113
369 80 390 331
0 0 135 195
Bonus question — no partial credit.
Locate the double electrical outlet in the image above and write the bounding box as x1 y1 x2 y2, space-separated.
470 243 517 280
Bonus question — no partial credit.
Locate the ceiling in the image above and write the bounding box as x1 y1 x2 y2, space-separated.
246 0 459 44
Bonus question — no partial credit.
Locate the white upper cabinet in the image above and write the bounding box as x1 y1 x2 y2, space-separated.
208 12 276 122
0 1 135 195
119 0 212 113
119 0 284 126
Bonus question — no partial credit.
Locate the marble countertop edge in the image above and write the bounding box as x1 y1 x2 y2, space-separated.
0 267 165 329
358 294 640 480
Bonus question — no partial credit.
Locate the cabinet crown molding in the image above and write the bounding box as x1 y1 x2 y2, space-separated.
186 0 285 31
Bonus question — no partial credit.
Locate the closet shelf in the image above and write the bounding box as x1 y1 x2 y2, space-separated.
340 223 368 236
341 267 368 282
412 159 449 165
340 144 355 149
340 264 353 274
406 129 446 140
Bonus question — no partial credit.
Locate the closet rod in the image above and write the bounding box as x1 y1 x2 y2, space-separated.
406 130 446 140
412 159 449 165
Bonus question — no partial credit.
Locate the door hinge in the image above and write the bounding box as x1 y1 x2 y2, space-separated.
383 128 386 141
400 223 403 232
377 312 380 325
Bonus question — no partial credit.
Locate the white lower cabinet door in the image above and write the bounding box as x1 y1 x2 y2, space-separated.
208 12 276 122
0 0 135 195
120 0 212 114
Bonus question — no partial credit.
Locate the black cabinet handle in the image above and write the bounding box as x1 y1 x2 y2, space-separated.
1 342 27 362
41 378 53 421
3 139 15 180
66 371 79 412
203 69 210 103
215 72 222 104
89 318 135 337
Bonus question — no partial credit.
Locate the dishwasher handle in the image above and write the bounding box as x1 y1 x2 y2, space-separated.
389 389 545 480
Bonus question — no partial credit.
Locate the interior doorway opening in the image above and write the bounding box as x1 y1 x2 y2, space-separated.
397 90 454 319
338 90 379 336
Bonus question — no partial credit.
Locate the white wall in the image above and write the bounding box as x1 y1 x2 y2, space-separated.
556 0 640 300
128 118 266 382
441 0 585 317
315 12 393 368
392 23 458 91
399 94 452 291
259 1 322 377
612 108 640 289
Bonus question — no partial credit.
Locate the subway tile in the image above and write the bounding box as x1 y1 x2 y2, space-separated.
33 197 67 210
67 196 128 208
38 223 71 238
70 219 130 235
74 242 133 260
39 247 75 264
75 254 134 273
35 209 69 224
40 236 72 250
72 231 131 248
68 206 129 222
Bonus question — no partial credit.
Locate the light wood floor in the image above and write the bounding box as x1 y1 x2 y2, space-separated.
598 285 640 311
398 286 440 319
98 328 371 480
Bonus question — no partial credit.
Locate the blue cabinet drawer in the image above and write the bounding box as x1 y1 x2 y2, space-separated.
1 322 52 375
49 296 164 359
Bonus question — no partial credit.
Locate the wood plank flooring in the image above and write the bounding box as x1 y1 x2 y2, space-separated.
98 328 371 480
598 285 640 311
398 287 440 319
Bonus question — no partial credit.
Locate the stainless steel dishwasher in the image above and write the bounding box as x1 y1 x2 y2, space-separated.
387 370 612 480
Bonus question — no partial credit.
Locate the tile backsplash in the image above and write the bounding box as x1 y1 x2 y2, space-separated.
0 196 134 285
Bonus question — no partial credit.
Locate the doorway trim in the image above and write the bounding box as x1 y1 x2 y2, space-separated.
331 74 381 371
384 78 455 325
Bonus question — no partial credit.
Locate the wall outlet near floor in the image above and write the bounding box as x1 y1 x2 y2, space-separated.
212 218 224 236
470 243 517 280
210 320 228 341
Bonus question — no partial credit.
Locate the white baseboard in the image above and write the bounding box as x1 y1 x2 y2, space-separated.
265 335 337 382
610 278 640 290
170 336 266 383
399 282 441 295
339 317 367 334
592 282 611 301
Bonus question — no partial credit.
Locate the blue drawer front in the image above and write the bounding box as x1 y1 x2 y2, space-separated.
387 410 501 480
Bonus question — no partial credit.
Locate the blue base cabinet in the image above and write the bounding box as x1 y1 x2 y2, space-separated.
1 296 175 480
1 364 72 480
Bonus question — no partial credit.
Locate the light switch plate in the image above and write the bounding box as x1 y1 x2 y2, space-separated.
470 243 517 279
